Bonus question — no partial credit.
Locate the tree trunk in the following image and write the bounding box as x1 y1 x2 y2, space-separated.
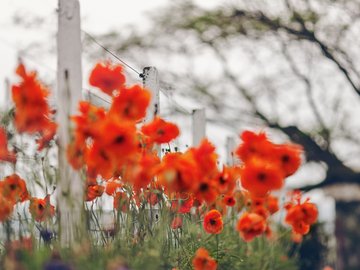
335 201 360 270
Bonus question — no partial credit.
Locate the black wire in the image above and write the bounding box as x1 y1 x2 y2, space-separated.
82 30 142 77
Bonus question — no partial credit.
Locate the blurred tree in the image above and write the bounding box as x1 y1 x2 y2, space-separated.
85 1 360 269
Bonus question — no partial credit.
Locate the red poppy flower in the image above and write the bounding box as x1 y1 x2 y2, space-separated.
0 194 14 222
251 205 270 219
0 174 29 202
36 121 57 151
215 166 240 195
192 247 217 270
194 179 219 205
86 184 105 201
71 101 107 142
89 62 126 96
236 212 266 242
122 152 160 193
189 139 218 179
285 201 318 235
291 231 303 243
11 63 57 149
0 127 16 163
141 117 179 144
85 116 138 180
223 195 236 207
105 180 123 196
109 85 151 121
203 209 223 234
272 144 303 177
67 141 86 170
241 158 284 197
86 143 116 180
236 130 273 162
29 196 55 222
156 152 200 194
170 193 194 214
266 195 279 214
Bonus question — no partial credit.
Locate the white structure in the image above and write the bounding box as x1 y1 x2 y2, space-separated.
57 0 84 246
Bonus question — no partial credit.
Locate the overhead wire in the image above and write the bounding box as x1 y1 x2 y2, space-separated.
0 25 197 117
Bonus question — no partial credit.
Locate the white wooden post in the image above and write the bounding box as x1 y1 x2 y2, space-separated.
143 67 161 157
4 78 11 111
192 108 206 146
226 136 239 166
57 0 84 246
143 67 160 123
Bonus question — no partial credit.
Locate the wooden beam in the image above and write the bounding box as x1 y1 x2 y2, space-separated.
192 108 206 146
57 0 85 246
143 67 161 156
226 136 239 166
143 67 160 123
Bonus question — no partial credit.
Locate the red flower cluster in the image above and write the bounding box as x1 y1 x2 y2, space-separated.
29 195 55 222
234 131 311 241
11 63 57 150
203 209 223 234
0 174 29 221
192 247 217 270
237 131 302 197
285 191 318 235
0 172 54 223
0 127 16 163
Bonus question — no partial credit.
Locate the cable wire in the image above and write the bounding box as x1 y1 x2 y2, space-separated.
82 30 142 76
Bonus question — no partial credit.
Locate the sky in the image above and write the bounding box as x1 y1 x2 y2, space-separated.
0 0 335 226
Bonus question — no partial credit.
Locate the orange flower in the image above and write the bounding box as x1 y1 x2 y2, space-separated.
272 144 302 176
122 152 160 192
98 117 138 159
171 216 183 229
241 158 284 197
291 231 303 243
86 143 116 180
251 205 269 219
285 201 318 235
0 174 29 202
0 127 16 163
194 178 218 205
203 209 223 234
156 152 200 194
215 166 240 195
0 194 14 222
223 195 236 207
192 247 217 270
109 85 151 121
36 121 57 151
67 141 86 170
85 117 138 179
71 101 107 142
236 212 266 242
86 184 105 201
11 63 57 149
170 193 194 214
89 62 126 96
236 131 273 162
189 139 218 179
105 180 123 196
141 117 179 144
266 195 279 214
29 196 55 222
